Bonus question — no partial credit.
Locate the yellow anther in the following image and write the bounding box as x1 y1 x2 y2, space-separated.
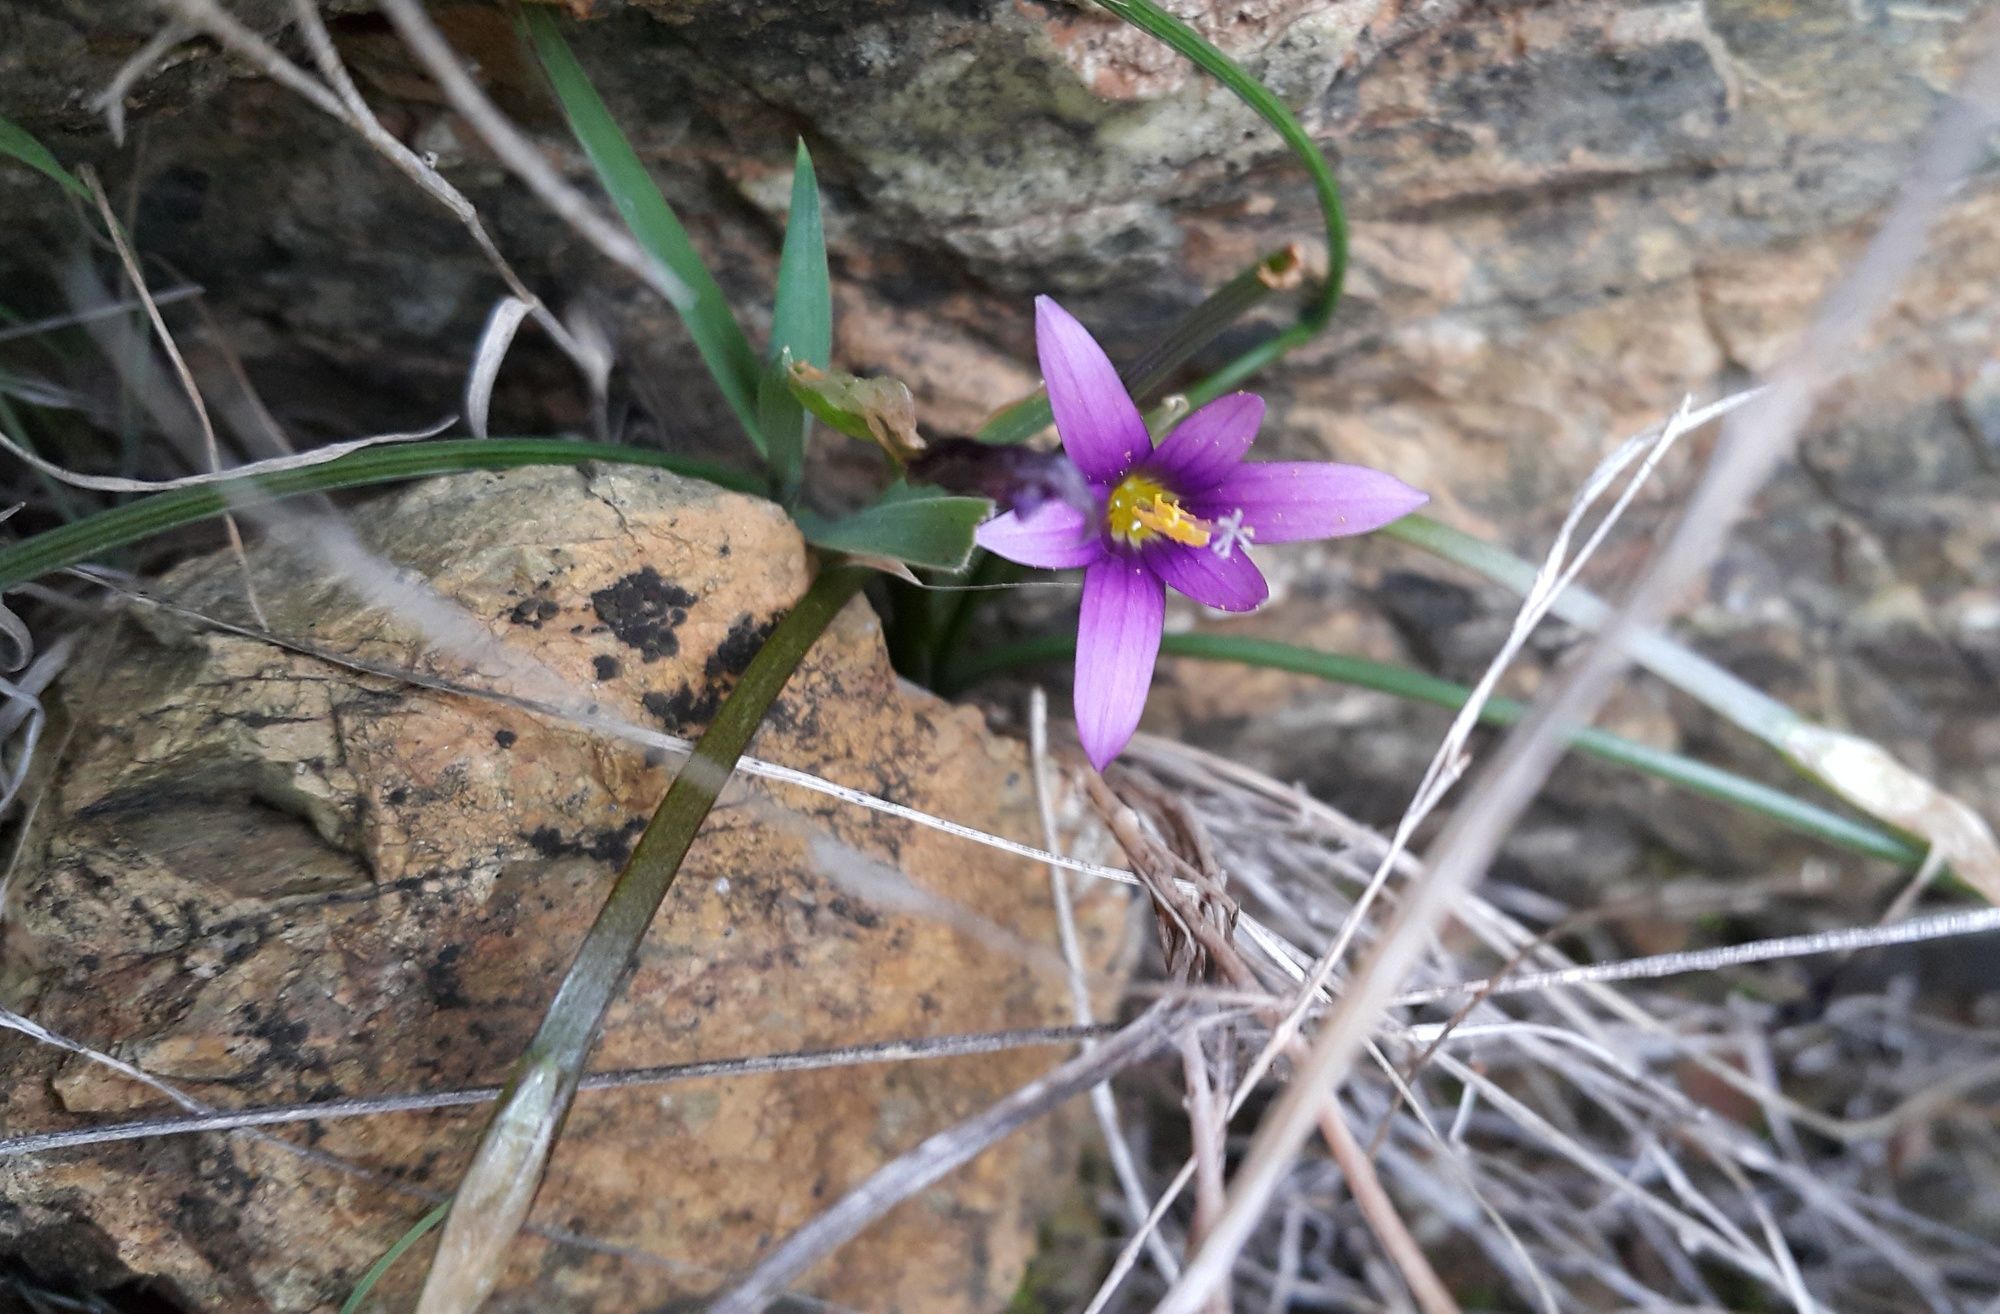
1105 472 1212 547
1132 497 1211 548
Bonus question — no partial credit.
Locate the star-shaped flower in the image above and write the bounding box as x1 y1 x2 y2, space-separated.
976 296 1429 768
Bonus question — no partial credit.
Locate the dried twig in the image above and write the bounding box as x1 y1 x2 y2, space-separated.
0 1023 1114 1159
371 0 694 311
79 165 266 628
706 1003 1183 1314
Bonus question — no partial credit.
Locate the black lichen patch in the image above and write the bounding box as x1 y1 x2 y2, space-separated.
625 613 779 731
507 595 561 628
521 816 647 866
593 654 623 681
425 942 469 1008
591 567 697 662
706 612 777 680
643 685 722 732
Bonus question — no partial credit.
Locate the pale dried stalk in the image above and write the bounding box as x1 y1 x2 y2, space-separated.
372 0 694 311
147 0 594 371
1153 52 2000 1299
79 165 266 629
1029 687 1183 1284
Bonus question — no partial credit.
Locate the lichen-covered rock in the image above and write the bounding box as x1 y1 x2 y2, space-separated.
3 3 1997 922
0 466 1128 1313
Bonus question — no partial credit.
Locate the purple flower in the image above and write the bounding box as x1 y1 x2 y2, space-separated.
976 296 1429 769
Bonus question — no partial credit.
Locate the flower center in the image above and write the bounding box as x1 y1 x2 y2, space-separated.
1105 473 1211 549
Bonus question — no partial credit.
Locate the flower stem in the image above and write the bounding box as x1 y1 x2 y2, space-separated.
411 565 867 1311
942 630 1925 869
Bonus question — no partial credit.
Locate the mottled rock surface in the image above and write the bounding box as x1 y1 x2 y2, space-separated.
0 466 1128 1312
2 4 1996 931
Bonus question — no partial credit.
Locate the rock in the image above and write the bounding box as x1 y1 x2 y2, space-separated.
0 466 1129 1313
3 4 1997 897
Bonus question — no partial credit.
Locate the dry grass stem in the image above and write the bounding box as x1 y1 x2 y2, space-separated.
1029 687 1184 1284
79 164 266 627
371 0 695 311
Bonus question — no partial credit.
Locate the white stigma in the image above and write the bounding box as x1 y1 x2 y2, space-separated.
1211 508 1255 560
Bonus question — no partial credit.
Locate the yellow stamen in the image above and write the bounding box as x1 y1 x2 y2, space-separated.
1132 497 1211 547
1105 473 1211 548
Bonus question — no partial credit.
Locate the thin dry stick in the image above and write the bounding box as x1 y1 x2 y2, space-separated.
1153 52 2000 1293
0 1023 1114 1159
149 0 593 369
1090 776 1460 1314
88 18 196 144
372 0 694 310
79 165 267 629
0 1013 864 1308
1179 1029 1230 1314
1314 1103 1460 1314
1028 687 1183 1284
0 285 203 345
706 1002 1183 1314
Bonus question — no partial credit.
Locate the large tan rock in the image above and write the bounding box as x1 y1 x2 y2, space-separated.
0 465 1128 1312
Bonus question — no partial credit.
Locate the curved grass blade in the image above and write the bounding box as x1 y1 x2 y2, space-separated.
944 630 1927 869
341 1204 450 1314
0 438 760 593
517 7 764 452
0 115 89 201
1092 0 1346 410
412 565 867 1314
762 141 832 499
1385 512 1996 893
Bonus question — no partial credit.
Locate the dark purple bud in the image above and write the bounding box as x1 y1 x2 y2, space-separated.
906 438 1095 519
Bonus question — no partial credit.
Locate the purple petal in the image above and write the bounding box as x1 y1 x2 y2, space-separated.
1189 462 1428 544
1142 392 1263 493
1146 541 1268 612
974 500 1106 569
1037 296 1148 484
1074 555 1165 770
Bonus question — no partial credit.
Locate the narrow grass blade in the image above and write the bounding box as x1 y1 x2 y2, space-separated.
341 1204 449 1314
1380 512 2000 883
0 438 760 592
413 565 867 1313
517 8 764 452
762 141 833 498
796 493 990 571
0 116 89 200
1093 0 1347 410
770 141 831 369
944 630 1927 869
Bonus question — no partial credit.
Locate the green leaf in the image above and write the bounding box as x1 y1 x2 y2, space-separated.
943 630 1929 870
0 438 761 593
761 143 832 499
787 360 920 456
770 141 831 371
796 491 991 571
517 8 765 453
0 116 89 201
